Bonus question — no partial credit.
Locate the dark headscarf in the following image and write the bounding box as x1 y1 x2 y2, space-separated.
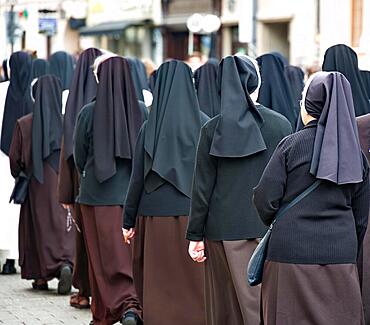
93 56 143 183
286 65 305 103
257 53 298 127
49 51 75 90
194 58 220 118
31 58 49 80
63 48 102 159
322 44 370 116
144 60 202 197
2 60 9 82
304 71 363 184
126 58 149 101
210 55 266 157
32 75 63 183
0 51 33 155
360 70 370 100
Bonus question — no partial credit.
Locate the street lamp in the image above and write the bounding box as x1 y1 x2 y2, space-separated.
186 13 221 56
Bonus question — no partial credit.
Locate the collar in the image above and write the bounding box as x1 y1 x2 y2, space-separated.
304 119 318 129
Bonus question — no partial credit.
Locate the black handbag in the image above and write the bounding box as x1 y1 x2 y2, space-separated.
247 180 321 286
9 171 31 204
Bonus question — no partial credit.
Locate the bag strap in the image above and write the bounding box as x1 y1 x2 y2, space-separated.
271 179 322 226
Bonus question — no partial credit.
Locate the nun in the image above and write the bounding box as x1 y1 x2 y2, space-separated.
8 75 75 293
49 51 75 113
253 71 369 325
257 52 299 128
73 56 143 325
323 44 370 116
0 51 33 275
360 70 370 100
58 47 102 309
126 57 149 101
193 58 220 118
186 55 292 325
285 65 305 105
357 113 370 324
31 58 49 80
122 60 208 325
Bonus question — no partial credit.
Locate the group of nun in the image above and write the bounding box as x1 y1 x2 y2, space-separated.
0 42 369 325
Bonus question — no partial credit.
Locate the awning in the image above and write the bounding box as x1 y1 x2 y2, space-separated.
79 20 137 36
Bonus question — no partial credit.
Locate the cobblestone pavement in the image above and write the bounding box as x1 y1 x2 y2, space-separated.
0 273 91 325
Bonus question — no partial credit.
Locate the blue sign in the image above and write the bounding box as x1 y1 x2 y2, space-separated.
38 17 57 35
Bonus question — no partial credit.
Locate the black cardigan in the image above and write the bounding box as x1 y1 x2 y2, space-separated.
123 113 209 229
74 101 132 206
253 121 370 264
186 105 292 241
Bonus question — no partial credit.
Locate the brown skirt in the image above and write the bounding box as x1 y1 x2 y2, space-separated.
262 261 364 325
133 216 205 325
205 240 260 325
19 164 75 280
80 205 142 325
358 214 370 325
71 203 90 297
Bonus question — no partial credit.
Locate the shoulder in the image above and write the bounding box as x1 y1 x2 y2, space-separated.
257 104 292 132
77 101 95 123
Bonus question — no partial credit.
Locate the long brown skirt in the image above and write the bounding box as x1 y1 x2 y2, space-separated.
205 240 260 325
71 203 90 297
19 164 75 280
133 216 205 325
80 205 142 325
262 261 364 325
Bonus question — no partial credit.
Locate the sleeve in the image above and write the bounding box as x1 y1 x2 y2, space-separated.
352 164 370 257
186 124 217 241
73 109 89 175
253 140 288 226
8 122 24 178
57 138 76 204
123 124 146 229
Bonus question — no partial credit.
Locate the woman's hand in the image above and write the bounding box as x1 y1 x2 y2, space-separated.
61 204 72 210
122 228 135 244
188 241 206 263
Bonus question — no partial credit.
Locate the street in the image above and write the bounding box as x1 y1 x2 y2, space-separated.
0 274 90 325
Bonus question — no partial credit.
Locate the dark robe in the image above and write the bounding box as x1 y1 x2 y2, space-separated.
58 48 102 298
9 114 74 280
74 57 143 324
58 140 90 297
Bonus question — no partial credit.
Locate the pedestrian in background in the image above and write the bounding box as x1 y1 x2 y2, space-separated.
9 75 74 293
73 55 143 325
58 47 102 310
193 58 220 118
49 51 75 114
123 60 208 325
257 52 299 128
323 44 370 116
0 51 33 275
254 71 369 325
187 55 292 325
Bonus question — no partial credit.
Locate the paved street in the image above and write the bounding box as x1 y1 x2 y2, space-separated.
0 273 91 325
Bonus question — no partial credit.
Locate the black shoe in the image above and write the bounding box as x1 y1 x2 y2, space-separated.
32 281 49 290
1 259 16 275
121 311 140 325
57 265 72 295
89 321 94 325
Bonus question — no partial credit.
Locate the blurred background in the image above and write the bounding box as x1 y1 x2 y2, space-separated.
0 0 369 70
